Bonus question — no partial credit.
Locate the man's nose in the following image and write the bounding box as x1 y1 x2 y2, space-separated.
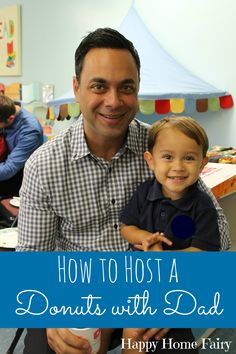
104 89 122 107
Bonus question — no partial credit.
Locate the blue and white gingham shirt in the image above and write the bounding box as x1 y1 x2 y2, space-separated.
16 117 230 252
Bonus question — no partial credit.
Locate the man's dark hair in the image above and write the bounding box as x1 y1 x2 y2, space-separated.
0 95 16 123
75 27 140 82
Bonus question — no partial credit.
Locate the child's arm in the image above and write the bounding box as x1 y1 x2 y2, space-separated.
120 223 154 245
143 236 202 252
121 224 173 251
172 246 202 252
134 232 173 251
140 234 201 252
120 224 172 251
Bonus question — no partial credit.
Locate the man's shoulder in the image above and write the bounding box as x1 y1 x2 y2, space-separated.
18 107 36 121
26 121 76 166
127 119 149 153
130 118 149 134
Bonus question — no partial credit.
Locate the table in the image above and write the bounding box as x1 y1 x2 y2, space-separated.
201 162 236 199
0 198 19 252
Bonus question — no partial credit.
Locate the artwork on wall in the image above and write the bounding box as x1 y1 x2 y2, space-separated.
0 5 21 76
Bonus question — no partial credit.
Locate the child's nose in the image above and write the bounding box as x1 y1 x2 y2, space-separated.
172 160 185 171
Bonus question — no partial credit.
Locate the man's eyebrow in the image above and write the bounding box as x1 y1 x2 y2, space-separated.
89 78 136 84
120 79 136 85
89 78 107 84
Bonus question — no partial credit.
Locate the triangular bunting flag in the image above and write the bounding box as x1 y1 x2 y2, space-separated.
155 99 170 114
139 100 155 115
219 95 234 109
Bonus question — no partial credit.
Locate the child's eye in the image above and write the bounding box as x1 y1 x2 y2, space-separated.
185 155 195 161
162 154 172 160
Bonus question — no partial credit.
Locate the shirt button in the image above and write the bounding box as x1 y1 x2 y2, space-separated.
160 211 165 217
111 199 116 204
114 224 118 229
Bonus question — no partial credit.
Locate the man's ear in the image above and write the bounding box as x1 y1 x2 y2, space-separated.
8 115 15 124
73 76 80 103
144 151 154 170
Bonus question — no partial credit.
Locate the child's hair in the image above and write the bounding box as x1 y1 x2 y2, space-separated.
148 116 209 158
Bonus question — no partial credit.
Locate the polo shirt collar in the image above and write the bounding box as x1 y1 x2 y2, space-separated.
71 116 141 160
147 179 199 211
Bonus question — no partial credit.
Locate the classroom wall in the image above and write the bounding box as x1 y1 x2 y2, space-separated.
0 0 235 146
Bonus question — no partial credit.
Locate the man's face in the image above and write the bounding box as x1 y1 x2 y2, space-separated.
73 48 139 144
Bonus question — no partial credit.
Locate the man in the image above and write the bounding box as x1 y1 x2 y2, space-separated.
0 95 43 197
17 28 230 353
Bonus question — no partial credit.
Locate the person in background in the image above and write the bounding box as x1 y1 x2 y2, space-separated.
0 95 43 197
0 83 5 95
16 28 230 354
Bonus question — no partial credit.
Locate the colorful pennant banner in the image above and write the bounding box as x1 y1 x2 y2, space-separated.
0 82 233 120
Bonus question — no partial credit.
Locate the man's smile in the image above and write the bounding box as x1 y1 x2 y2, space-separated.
99 112 126 119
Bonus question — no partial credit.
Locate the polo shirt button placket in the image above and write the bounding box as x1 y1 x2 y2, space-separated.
160 210 165 218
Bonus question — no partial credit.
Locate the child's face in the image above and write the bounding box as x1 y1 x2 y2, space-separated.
144 127 208 200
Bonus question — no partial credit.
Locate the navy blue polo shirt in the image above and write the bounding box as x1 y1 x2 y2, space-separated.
120 178 220 251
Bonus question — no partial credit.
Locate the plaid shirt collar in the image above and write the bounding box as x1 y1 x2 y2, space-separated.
70 115 141 160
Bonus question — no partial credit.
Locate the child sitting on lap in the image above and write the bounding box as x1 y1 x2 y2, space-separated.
119 116 220 354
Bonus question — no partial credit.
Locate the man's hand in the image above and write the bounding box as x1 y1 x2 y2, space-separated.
131 328 171 340
47 328 91 354
134 232 172 251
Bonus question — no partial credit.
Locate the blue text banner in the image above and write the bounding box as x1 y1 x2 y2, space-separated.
0 252 236 327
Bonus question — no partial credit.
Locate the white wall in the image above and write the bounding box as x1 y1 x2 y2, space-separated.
0 0 235 146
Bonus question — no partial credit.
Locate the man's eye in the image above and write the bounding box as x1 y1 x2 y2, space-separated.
91 84 106 93
120 85 135 93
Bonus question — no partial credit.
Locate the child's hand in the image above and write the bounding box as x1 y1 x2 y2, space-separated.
134 232 172 251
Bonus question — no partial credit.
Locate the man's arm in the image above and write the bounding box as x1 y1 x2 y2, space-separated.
16 152 58 251
47 328 91 354
198 177 231 250
0 130 42 181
